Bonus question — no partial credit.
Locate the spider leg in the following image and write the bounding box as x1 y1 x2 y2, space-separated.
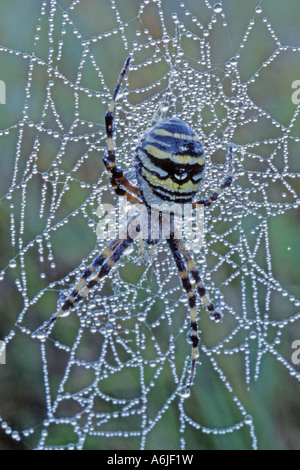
174 233 222 322
35 216 140 336
192 143 234 208
104 56 142 205
168 236 199 390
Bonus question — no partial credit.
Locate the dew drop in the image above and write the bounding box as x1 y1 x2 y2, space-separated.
137 313 146 322
9 260 17 269
59 310 71 318
178 386 191 399
244 415 253 425
213 3 223 14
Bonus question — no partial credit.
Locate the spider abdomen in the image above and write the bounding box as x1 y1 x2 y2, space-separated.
136 117 205 206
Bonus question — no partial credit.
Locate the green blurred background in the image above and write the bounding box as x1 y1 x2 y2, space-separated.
0 0 299 450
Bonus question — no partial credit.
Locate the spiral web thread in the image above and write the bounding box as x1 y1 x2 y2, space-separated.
0 0 299 450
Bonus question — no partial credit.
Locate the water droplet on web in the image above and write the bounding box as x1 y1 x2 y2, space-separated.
160 102 168 112
36 332 46 340
125 245 134 255
59 310 71 318
244 415 253 425
186 328 194 344
213 3 223 14
178 386 191 399
105 323 114 334
137 313 146 322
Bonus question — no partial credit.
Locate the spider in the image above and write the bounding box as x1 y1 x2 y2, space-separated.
35 57 234 392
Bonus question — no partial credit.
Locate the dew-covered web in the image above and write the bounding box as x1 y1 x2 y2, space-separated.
0 0 300 450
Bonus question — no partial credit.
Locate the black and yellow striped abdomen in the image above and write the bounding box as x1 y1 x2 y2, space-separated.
136 117 205 206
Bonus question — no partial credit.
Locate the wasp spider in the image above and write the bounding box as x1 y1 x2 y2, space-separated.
35 57 234 392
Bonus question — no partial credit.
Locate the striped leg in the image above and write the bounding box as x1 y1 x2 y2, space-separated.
104 56 141 205
35 217 140 336
193 144 234 208
174 235 222 322
168 237 199 390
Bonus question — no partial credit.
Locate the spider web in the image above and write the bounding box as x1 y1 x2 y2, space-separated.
0 0 300 450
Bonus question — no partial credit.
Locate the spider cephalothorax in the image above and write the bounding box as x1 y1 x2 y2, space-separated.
35 57 234 393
